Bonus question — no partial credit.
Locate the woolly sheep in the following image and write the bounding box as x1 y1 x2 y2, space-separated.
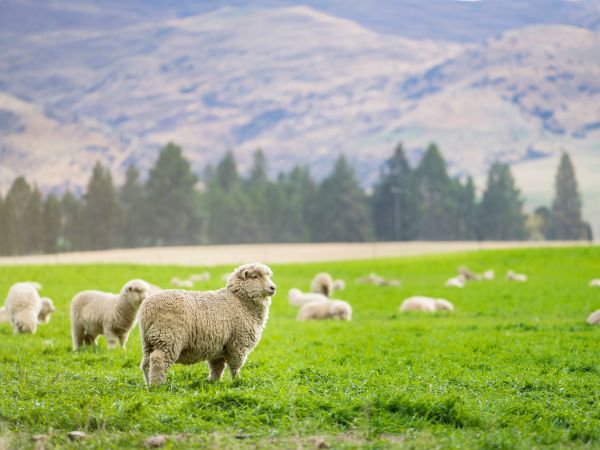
445 274 465 288
333 279 346 291
4 282 43 334
587 309 600 325
38 297 55 323
357 273 385 285
138 263 276 386
589 279 600 288
189 272 211 282
459 266 481 281
297 299 352 321
311 272 334 297
399 296 454 313
288 288 329 307
171 277 194 288
70 279 151 350
483 270 495 280
507 270 527 282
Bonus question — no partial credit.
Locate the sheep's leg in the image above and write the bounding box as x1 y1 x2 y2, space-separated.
105 331 119 349
118 333 129 350
72 324 85 350
141 354 151 385
225 352 248 379
208 358 226 382
148 349 174 386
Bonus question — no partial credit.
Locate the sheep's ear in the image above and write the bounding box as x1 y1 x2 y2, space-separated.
241 269 250 279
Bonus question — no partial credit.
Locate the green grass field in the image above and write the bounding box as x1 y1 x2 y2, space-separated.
1 247 599 449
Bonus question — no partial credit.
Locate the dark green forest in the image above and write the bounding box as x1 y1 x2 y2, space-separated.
0 143 592 255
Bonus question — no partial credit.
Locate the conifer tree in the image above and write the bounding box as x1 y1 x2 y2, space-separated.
0 194 19 255
550 152 585 240
84 161 121 250
61 190 86 251
119 165 146 248
23 186 44 253
43 194 61 253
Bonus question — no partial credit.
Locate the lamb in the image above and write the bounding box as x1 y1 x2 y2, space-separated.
311 272 334 297
483 270 495 281
288 288 329 307
296 299 352 321
170 277 194 288
445 274 465 288
4 282 43 333
138 263 276 386
38 297 55 323
399 296 454 313
507 270 527 282
587 309 600 325
70 279 151 350
589 279 600 288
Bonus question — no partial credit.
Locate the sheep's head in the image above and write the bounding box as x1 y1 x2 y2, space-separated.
38 297 55 323
434 299 454 312
13 310 38 334
121 279 151 306
330 301 351 321
228 263 276 301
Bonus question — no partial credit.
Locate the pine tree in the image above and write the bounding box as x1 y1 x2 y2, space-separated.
119 165 146 248
313 155 372 242
215 151 240 192
5 176 32 253
144 143 201 245
371 143 418 241
43 194 61 253
550 152 585 240
415 143 455 240
84 161 121 250
479 162 527 240
455 176 478 240
0 194 19 255
23 186 44 254
61 191 86 251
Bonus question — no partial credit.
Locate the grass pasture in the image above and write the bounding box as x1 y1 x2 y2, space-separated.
0 246 599 449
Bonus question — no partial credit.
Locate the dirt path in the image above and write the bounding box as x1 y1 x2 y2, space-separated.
0 241 593 266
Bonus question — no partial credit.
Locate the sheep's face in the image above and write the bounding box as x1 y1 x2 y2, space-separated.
38 298 55 323
122 279 151 306
12 311 38 334
229 263 276 300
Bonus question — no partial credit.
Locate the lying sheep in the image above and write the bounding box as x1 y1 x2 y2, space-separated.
190 272 211 282
507 270 527 282
333 279 346 291
399 296 454 313
171 277 194 288
139 263 276 386
70 279 151 350
589 279 600 288
4 282 43 334
445 274 465 288
311 272 334 297
459 266 481 281
587 309 600 325
38 297 55 323
297 299 352 321
483 270 495 281
356 273 400 286
288 288 329 307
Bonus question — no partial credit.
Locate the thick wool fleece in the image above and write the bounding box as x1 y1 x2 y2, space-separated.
70 279 150 350
399 296 454 313
138 263 276 386
5 282 42 334
310 272 334 297
296 299 352 321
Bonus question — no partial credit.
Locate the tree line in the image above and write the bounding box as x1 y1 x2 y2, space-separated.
0 142 592 255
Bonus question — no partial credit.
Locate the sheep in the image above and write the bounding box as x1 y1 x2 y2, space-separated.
297 299 352 321
357 273 385 285
507 270 527 282
445 274 465 288
4 282 43 334
459 266 481 281
399 296 454 313
189 272 211 282
587 309 600 325
38 297 55 324
589 279 600 288
311 272 334 297
170 277 194 288
138 263 276 386
70 279 151 350
288 288 329 307
333 279 346 291
483 270 495 281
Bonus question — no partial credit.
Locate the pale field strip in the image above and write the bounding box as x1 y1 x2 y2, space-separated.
0 241 595 266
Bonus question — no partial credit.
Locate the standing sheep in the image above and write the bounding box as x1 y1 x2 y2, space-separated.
288 288 329 307
138 263 276 386
587 309 600 325
297 299 352 321
4 282 43 334
311 272 335 297
70 279 151 350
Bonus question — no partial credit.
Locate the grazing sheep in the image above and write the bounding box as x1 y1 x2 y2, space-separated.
190 272 211 282
297 299 352 321
139 263 276 386
170 277 194 288
399 296 454 313
333 279 346 291
445 274 465 288
288 288 329 307
589 279 600 288
4 282 43 334
587 309 600 325
70 279 151 350
459 266 481 281
311 272 334 297
507 270 527 282
483 270 495 281
38 297 55 323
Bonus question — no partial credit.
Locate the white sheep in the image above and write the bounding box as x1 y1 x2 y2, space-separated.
356 273 385 285
311 272 335 297
170 277 194 288
70 279 151 350
459 266 481 281
288 288 329 307
587 309 600 325
189 272 211 282
483 270 495 280
38 297 55 323
589 279 600 288
399 296 454 313
333 279 346 291
4 282 43 334
138 263 276 386
507 270 527 282
297 299 352 321
445 274 465 288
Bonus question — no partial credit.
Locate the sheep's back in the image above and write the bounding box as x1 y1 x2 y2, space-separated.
6 286 41 315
